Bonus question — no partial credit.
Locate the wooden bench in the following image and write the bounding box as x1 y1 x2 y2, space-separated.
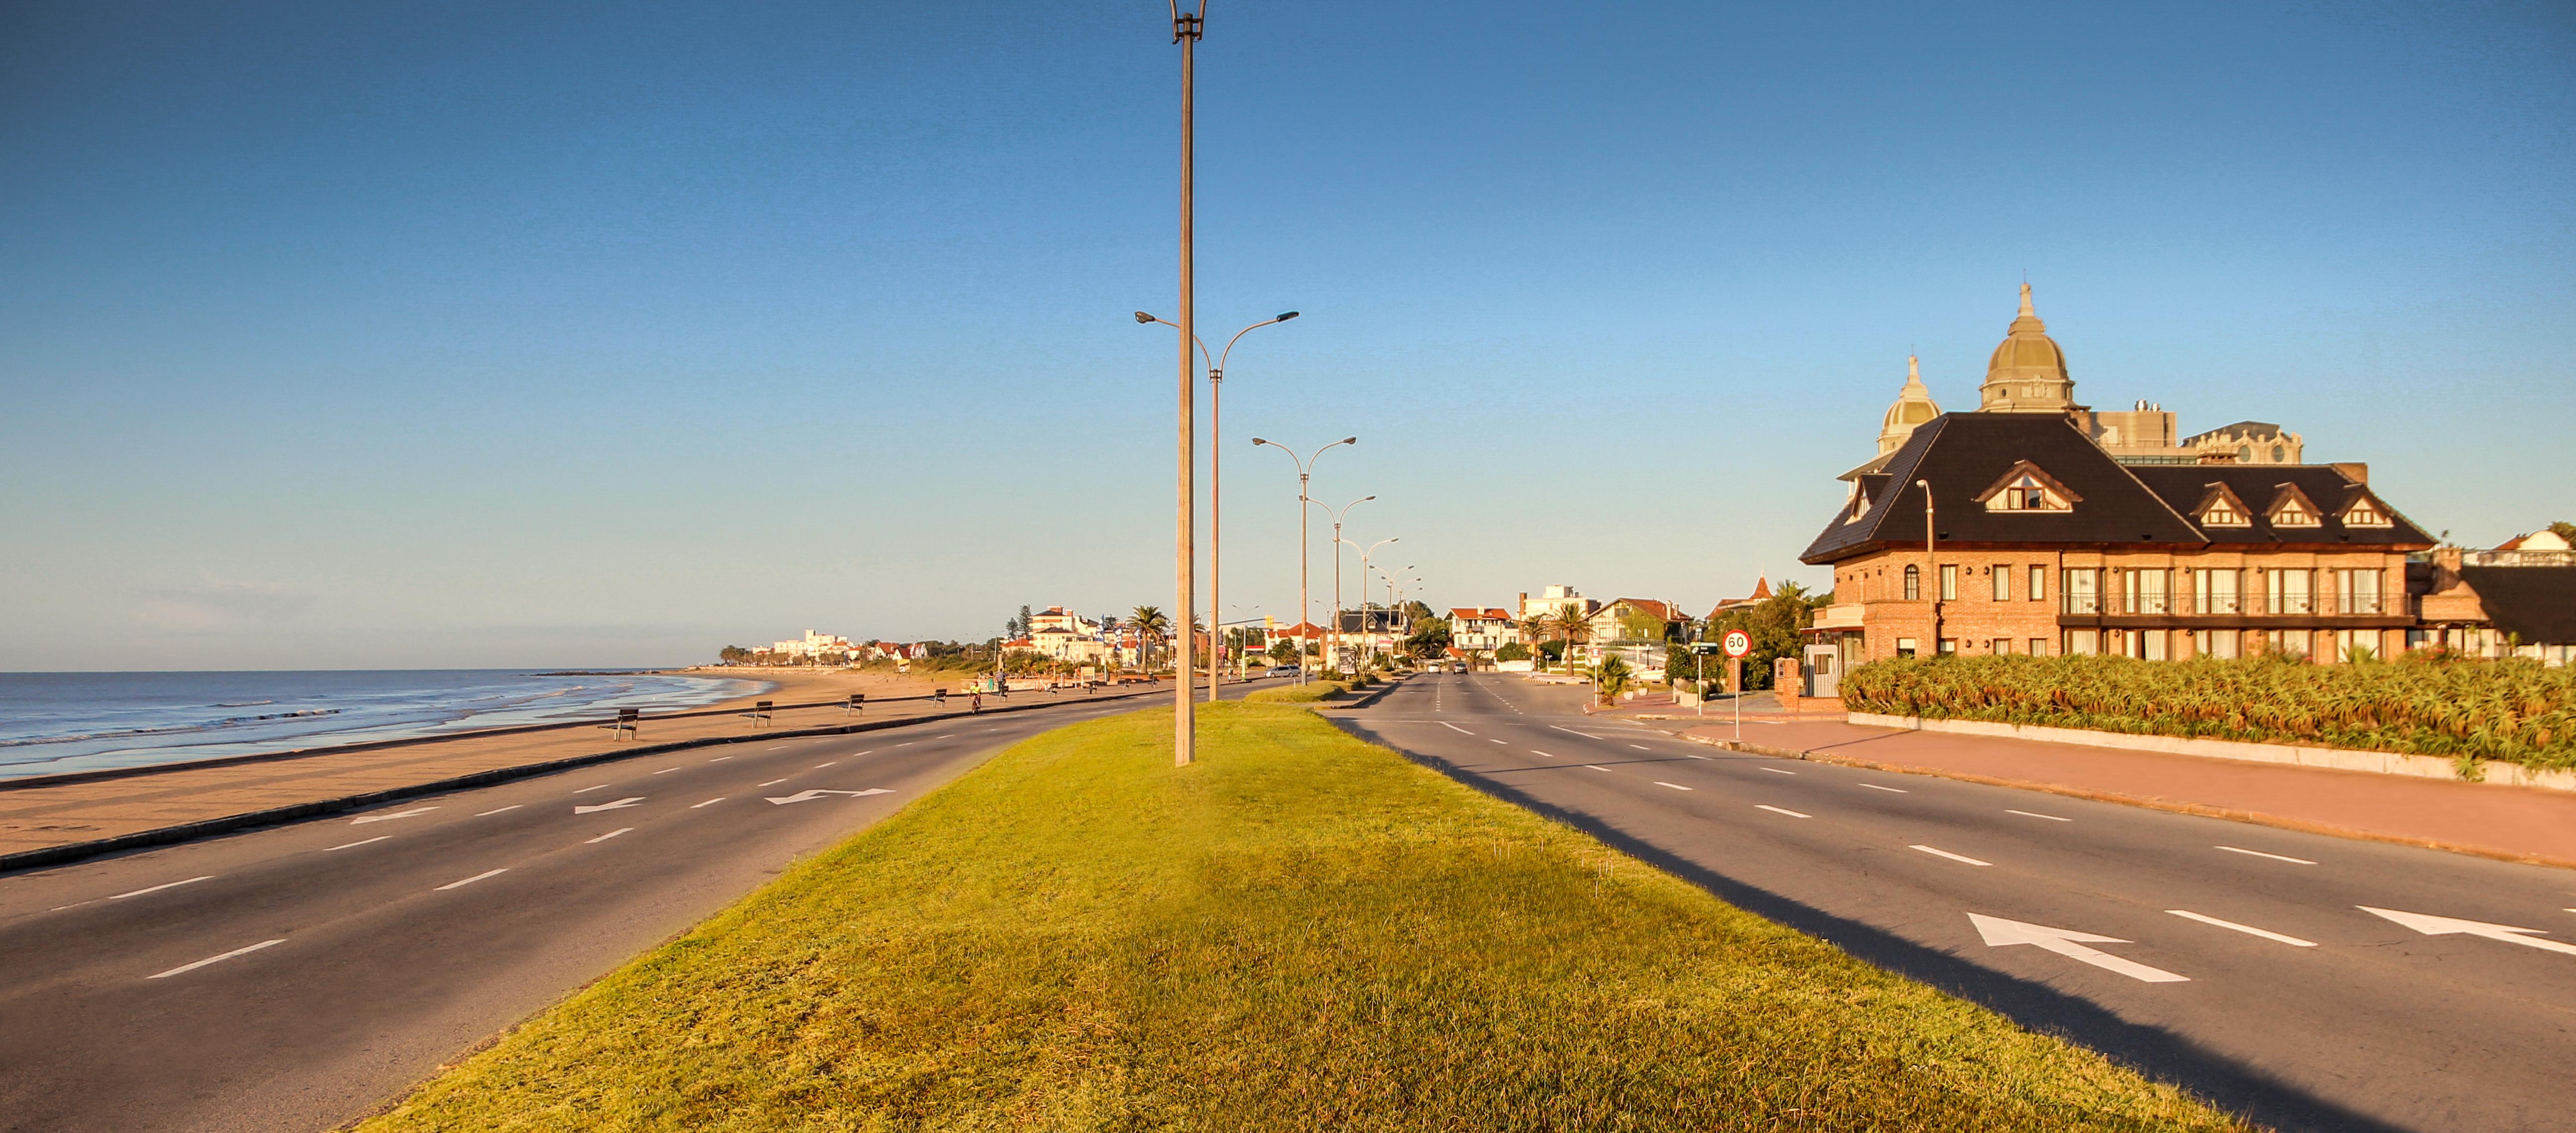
741 700 773 728
598 708 640 740
845 692 865 717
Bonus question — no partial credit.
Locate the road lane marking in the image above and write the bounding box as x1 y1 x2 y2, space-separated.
1858 783 1908 793
149 939 284 979
112 876 214 899
2360 906 2576 957
767 788 895 806
1551 727 1603 739
2167 909 2318 947
1629 744 1651 750
573 785 611 794
766 746 788 750
351 807 437 825
759 778 790 786
1654 781 1692 791
1760 767 1797 775
1530 749 1559 758
896 742 915 747
324 836 391 852
2217 846 2316 865
1585 765 1612 773
585 827 634 844
1489 738 1508 744
691 798 725 808
436 869 507 891
572 797 644 814
1756 805 1811 818
815 761 837 768
1441 723 1475 734
476 805 522 816
1911 845 1991 866
2008 809 2072 821
710 755 732 761
653 767 681 775
1684 753 1708 759
1970 914 2187 982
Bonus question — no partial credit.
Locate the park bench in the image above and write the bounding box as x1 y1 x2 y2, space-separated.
598 708 640 740
741 700 773 728
845 692 865 717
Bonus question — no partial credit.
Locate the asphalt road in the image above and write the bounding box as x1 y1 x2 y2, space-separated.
0 683 1254 1133
1334 672 2576 1133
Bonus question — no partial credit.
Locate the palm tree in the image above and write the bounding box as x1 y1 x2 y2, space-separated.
1594 655 1634 704
1129 605 1170 672
1540 606 1589 671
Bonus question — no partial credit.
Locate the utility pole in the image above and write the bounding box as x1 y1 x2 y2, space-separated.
1920 478 1939 654
1253 437 1354 685
1170 2 1203 767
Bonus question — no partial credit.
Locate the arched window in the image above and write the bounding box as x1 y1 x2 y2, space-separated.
1903 565 1921 601
2237 444 2253 462
2271 445 2285 462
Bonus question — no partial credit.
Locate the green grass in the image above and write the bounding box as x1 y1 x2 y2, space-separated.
1239 679 1347 704
359 703 2246 1132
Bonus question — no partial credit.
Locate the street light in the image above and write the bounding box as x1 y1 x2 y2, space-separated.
1316 497 1375 674
1338 535 1397 671
1137 310 1299 702
1253 437 1357 682
1163 0 1208 767
1919 477 1939 655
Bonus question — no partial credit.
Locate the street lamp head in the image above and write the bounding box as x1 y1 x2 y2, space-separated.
1276 311 1300 322
1133 311 1157 324
1251 437 1270 446
1342 436 1359 445
1362 494 1376 502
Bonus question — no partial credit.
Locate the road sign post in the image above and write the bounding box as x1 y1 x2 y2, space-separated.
1721 630 1752 740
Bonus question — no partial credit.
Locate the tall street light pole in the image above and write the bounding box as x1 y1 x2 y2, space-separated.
1317 496 1374 675
1168 1 1204 767
1139 311 1299 702
1340 536 1397 669
1919 478 1940 654
1252 437 1356 683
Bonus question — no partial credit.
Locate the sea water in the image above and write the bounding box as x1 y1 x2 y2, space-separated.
0 670 770 780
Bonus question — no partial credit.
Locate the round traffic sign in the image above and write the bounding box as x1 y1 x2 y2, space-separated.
1721 630 1753 658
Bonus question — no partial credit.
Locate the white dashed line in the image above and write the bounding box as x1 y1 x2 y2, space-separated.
585 827 634 844
1759 767 1797 775
691 798 725 809
1629 744 1651 751
759 778 789 787
324 836 391 852
1858 783 1907 793
1489 738 1508 744
1911 845 1991 866
149 939 283 979
111 876 214 900
476 805 522 816
1530 750 1559 759
1684 753 1708 760
815 761 837 768
1756 805 1812 818
435 869 507 891
572 785 610 794
2167 909 2318 947
1441 723 1475 734
1551 727 1603 739
1586 765 1612 773
2008 809 2072 822
351 807 436 825
1654 781 1692 791
709 756 732 762
2217 846 2316 865
653 767 681 775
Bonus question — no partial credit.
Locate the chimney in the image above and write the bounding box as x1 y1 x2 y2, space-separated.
2330 462 2368 485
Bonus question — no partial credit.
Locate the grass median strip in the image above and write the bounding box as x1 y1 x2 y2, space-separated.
359 702 2244 1132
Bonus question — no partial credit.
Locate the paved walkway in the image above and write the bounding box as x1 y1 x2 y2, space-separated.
1677 717 2576 867
0 685 1152 861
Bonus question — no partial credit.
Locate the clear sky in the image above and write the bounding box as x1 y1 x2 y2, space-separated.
3 1 2569 670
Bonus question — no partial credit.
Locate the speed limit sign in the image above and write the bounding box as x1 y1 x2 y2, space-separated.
1721 630 1753 659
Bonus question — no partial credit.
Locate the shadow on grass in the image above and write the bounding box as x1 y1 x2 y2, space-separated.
1329 714 2413 1133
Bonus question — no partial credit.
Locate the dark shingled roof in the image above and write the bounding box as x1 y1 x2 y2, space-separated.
1800 413 2432 565
2457 567 2576 645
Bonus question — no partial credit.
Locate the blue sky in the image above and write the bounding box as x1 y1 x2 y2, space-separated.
3 0 2569 670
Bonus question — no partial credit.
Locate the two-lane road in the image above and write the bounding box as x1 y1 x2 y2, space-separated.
1338 672 2576 1133
0 686 1245 1133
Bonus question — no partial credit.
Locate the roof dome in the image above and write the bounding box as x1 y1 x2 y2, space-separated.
1878 354 1942 454
1978 283 2076 412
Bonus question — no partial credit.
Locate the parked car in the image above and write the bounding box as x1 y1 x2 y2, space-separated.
1451 662 1467 673
1265 665 1301 678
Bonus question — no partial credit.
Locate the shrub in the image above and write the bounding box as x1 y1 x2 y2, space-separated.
1842 654 2576 770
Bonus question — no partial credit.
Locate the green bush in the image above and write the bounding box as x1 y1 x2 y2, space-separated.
1843 654 2576 770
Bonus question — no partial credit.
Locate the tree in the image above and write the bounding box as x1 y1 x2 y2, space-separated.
2553 520 2576 544
1687 580 1814 691
1129 605 1170 671
1594 655 1634 704
1494 641 1531 663
1538 607 1589 669
718 645 752 663
1268 639 1300 665
1404 617 1452 659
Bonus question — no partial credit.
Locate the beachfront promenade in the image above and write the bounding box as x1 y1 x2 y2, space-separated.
0 679 1158 863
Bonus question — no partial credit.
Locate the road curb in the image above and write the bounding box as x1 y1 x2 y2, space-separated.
0 689 1158 876
1676 731 2576 872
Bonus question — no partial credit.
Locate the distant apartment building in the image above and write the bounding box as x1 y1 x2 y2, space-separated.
768 630 861 662
1447 608 1520 652
1517 585 1594 622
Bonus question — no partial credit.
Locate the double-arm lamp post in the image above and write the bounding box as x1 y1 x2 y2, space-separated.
1136 310 1298 702
1250 436 1356 683
1315 497 1375 675
1337 535 1397 670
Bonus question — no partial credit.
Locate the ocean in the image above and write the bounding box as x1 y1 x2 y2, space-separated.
0 669 771 781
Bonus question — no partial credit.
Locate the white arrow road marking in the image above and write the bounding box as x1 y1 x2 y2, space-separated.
351 807 437 825
1654 781 1692 791
476 805 522 816
1912 845 1991 866
112 876 213 900
585 827 633 844
2167 909 2317 947
150 939 284 979
572 797 644 814
1858 783 1908 793
1756 805 1812 818
2008 809 2072 822
765 788 895 806
1440 723 1474 734
1969 913 2189 983
324 836 391 852
2217 845 2316 865
2360 906 2576 957
435 869 507 891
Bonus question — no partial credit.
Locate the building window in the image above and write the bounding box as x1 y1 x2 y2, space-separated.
2272 497 2319 527
1939 565 1959 601
2029 637 2048 655
1903 565 1920 601
2028 565 2046 601
1937 639 1957 655
1896 637 1918 658
2193 568 2241 614
2331 628 2380 662
2262 629 2311 658
2202 498 2248 527
2336 568 2382 614
2272 445 2286 462
2129 630 2168 660
2065 629 2099 655
2063 568 2100 614
2267 569 2313 615
2123 568 2170 615
1993 567 2011 601
2344 500 2389 527
2194 629 2240 659
1994 638 2013 655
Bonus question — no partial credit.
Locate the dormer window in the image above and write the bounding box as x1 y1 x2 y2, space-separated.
1976 461 2078 513
2272 497 2318 526
2343 498 2390 527
2202 499 2247 526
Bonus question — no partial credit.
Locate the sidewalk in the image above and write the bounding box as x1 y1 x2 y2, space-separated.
1678 718 2576 868
0 685 1148 865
